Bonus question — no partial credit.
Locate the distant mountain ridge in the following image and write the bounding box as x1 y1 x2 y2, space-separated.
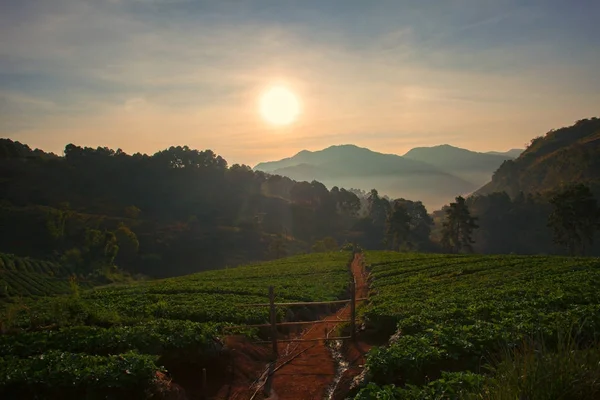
403 144 516 170
257 145 433 173
486 149 524 158
254 144 515 209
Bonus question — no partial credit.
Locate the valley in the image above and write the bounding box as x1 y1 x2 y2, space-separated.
254 144 521 210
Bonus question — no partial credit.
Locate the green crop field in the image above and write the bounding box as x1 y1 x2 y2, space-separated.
0 253 78 300
0 252 352 399
355 251 600 399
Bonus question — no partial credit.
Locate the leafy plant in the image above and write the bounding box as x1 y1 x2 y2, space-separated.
360 251 600 393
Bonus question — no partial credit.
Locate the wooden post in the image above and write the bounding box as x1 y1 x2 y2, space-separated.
269 286 278 356
202 368 207 399
350 279 356 341
230 349 235 381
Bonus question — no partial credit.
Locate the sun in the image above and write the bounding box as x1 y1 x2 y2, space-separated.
259 86 300 126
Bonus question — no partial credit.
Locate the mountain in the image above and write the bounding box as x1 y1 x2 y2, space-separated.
255 145 479 209
403 144 514 186
256 145 435 174
486 149 524 158
476 117 600 197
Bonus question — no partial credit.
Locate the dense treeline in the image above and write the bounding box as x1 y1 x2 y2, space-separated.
430 185 600 256
428 118 600 256
1 139 427 277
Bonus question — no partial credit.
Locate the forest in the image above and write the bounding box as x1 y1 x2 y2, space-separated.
1 139 363 277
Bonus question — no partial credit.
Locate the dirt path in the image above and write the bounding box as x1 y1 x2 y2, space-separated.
265 253 369 400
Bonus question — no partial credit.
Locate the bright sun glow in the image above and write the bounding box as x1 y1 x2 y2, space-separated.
259 86 300 126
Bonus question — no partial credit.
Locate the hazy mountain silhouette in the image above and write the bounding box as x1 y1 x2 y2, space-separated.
403 144 515 186
254 144 492 209
476 117 600 197
486 149 524 158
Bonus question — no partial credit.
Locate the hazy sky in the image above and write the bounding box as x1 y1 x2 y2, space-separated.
1 0 599 166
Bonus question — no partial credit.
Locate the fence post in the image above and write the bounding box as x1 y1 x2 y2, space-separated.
269 286 278 356
202 368 207 399
350 279 356 341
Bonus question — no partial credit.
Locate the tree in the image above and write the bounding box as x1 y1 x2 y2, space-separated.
548 184 599 256
114 224 140 266
267 234 287 259
61 248 84 271
312 236 338 253
386 201 410 250
441 196 479 253
368 189 389 226
331 187 361 217
402 199 433 250
124 206 141 219
361 189 390 249
83 229 119 271
386 199 433 251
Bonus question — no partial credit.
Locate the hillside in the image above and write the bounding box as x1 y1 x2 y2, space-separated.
0 139 377 277
255 145 480 209
477 117 600 197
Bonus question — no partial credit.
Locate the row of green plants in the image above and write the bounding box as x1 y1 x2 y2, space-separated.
0 319 221 358
0 271 76 299
357 251 600 398
356 335 600 399
0 253 68 276
0 351 163 400
0 253 77 300
6 252 351 328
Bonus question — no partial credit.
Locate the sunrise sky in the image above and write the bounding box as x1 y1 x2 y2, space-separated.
1 0 599 166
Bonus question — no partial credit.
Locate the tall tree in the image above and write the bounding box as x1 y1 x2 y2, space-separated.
366 189 390 248
402 199 433 250
548 184 599 256
441 196 479 253
267 234 287 259
386 201 411 250
367 189 390 227
114 224 140 267
386 199 433 251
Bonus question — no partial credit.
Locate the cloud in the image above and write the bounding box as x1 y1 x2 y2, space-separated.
1 0 599 165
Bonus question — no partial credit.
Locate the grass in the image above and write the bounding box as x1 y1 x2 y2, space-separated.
482 332 600 400
355 330 600 400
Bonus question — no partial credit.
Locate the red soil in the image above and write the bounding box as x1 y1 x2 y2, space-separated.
213 253 371 400
265 253 369 400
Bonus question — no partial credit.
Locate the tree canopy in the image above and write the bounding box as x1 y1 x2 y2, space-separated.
441 196 479 253
0 140 387 277
548 184 599 256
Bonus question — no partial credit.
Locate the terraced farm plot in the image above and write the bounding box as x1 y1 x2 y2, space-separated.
357 252 600 397
0 252 352 399
0 253 77 300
